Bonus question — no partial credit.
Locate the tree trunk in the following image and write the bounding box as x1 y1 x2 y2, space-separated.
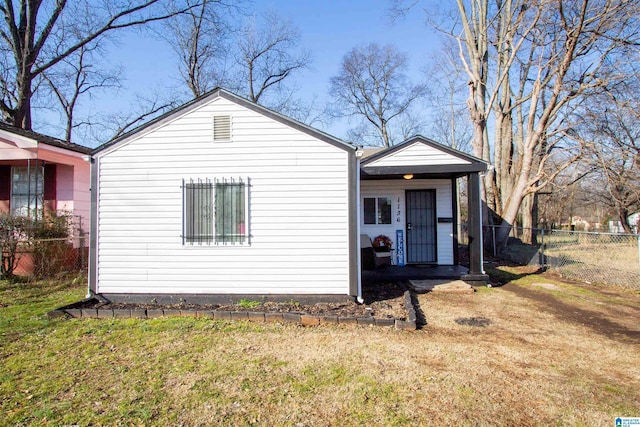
495 134 537 246
381 121 390 147
521 192 539 244
618 208 632 233
14 74 33 129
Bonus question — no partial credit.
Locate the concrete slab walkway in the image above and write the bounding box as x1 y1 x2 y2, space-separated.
408 279 474 294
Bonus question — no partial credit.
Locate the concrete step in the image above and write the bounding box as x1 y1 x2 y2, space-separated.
408 279 474 294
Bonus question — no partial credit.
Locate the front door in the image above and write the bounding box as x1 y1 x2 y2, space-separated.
406 190 437 264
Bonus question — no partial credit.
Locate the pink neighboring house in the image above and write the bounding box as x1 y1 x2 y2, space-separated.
0 122 91 232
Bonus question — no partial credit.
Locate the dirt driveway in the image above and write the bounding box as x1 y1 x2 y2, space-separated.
417 266 640 341
502 280 640 344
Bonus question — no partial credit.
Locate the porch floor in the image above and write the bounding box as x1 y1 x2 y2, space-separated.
362 264 469 284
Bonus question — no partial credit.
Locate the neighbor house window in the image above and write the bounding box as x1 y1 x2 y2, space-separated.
11 165 44 217
363 197 392 224
183 177 248 245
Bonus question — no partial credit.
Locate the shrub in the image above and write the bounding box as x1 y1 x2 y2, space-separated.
0 213 31 279
0 211 75 280
31 211 74 279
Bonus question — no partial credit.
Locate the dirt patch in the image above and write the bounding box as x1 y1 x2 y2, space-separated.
530 282 560 290
81 282 407 320
503 282 640 344
485 263 640 344
454 316 492 327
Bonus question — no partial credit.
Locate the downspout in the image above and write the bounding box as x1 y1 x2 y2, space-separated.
355 149 364 303
86 155 98 298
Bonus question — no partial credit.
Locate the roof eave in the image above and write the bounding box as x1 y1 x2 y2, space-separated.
0 122 91 154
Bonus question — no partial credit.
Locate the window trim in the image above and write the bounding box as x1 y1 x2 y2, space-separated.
363 196 392 225
182 177 250 246
11 165 44 218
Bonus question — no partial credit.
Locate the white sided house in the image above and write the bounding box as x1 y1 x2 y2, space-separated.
89 89 487 303
89 89 358 303
359 136 487 270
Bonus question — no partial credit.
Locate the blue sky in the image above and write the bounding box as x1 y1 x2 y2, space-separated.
47 0 444 145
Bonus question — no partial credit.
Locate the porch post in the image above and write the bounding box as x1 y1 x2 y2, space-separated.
462 172 489 286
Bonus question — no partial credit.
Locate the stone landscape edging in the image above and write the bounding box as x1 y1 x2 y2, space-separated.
48 287 418 331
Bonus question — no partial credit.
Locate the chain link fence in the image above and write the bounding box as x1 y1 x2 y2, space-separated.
1 212 88 281
4 236 88 281
485 225 640 289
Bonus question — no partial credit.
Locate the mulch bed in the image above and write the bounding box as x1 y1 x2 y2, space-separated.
76 282 408 320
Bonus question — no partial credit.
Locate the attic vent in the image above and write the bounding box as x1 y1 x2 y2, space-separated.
213 115 232 142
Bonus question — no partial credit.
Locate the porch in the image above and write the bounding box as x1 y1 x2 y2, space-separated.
361 264 469 285
358 136 490 287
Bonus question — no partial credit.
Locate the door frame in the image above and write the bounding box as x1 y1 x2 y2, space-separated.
405 189 438 264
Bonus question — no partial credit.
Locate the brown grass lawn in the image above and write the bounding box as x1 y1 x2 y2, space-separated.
1 268 639 426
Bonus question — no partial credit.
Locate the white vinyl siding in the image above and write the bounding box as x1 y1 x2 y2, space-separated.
360 179 454 265
95 97 351 295
366 142 471 167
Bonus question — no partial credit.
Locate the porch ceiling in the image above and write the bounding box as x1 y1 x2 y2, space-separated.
360 164 483 180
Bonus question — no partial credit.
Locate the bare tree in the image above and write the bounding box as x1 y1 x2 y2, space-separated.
235 11 311 106
424 41 472 152
42 43 121 141
329 43 426 147
160 0 243 98
582 94 640 233
162 7 311 118
98 92 178 142
0 0 197 131
397 0 640 245
462 0 640 245
538 167 596 229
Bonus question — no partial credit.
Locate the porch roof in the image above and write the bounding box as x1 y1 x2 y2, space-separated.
360 135 487 180
0 122 91 155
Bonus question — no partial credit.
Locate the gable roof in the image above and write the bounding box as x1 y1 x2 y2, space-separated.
92 88 355 155
360 148 386 159
360 135 487 178
0 122 91 154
